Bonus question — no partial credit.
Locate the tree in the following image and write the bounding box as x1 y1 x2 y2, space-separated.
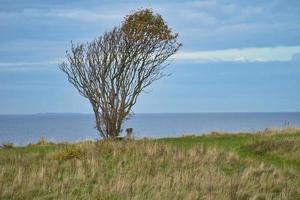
59 9 182 138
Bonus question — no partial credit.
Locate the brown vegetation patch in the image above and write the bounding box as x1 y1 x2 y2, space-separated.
244 140 300 156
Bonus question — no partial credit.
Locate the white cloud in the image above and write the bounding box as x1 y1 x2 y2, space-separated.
0 8 122 23
191 0 217 9
174 46 300 63
221 3 237 14
0 59 63 71
45 9 122 22
183 12 216 25
2 46 300 72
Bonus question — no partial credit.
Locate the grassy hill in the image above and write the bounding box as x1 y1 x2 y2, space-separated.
0 129 299 199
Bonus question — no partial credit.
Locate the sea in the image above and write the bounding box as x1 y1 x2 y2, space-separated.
0 112 299 145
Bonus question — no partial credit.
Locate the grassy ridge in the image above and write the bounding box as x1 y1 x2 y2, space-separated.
160 129 300 170
0 130 299 199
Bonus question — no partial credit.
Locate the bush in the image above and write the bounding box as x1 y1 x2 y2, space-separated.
1 142 13 149
27 137 55 147
36 137 47 145
36 137 55 145
48 146 83 161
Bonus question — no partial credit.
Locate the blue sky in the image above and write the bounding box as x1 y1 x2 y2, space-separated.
0 0 300 114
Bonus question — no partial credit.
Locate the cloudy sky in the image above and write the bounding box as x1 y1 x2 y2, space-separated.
0 0 300 114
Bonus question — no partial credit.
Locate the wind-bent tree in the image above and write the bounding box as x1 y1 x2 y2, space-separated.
59 9 181 138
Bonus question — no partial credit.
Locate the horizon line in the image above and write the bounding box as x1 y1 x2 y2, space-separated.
1 111 300 116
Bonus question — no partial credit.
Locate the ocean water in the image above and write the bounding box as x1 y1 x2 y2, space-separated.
0 113 300 145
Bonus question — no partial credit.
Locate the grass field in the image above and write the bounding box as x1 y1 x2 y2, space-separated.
0 128 299 199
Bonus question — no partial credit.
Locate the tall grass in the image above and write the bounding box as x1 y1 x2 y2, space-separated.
0 138 299 199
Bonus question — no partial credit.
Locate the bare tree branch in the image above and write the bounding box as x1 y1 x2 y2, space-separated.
59 9 182 138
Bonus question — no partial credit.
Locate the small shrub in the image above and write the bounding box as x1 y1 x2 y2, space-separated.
36 137 47 145
48 146 83 161
181 133 196 137
33 137 55 146
1 142 13 149
210 131 228 136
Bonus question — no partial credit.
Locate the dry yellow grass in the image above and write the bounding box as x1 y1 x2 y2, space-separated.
0 138 299 200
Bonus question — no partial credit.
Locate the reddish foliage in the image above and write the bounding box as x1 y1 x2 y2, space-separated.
122 9 177 42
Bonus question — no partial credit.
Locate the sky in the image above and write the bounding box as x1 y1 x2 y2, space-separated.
0 0 300 114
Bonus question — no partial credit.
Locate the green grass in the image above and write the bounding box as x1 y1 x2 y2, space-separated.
0 129 299 199
159 130 300 170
